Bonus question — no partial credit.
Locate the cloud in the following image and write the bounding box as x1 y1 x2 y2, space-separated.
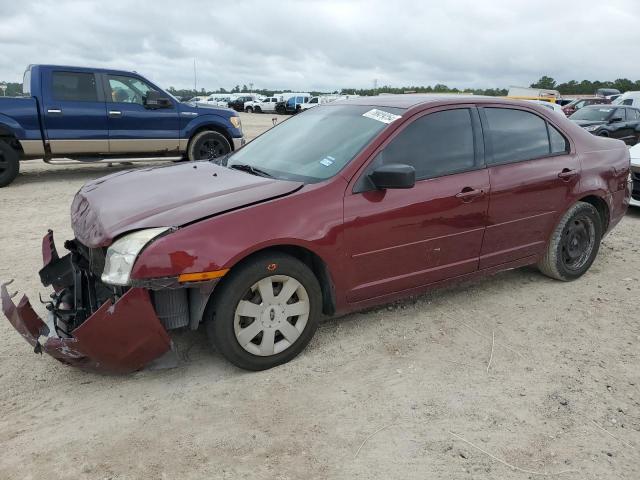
0 0 639 91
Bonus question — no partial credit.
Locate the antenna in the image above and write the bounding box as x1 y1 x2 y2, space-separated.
193 58 197 93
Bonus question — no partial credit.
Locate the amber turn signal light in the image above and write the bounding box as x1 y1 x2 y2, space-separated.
177 269 229 283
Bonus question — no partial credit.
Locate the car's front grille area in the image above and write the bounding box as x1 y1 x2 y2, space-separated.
632 167 640 201
73 240 106 277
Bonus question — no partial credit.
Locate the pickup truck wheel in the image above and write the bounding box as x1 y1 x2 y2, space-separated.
254 106 262 113
187 131 231 161
537 202 602 281
206 252 322 371
245 106 253 113
0 140 20 188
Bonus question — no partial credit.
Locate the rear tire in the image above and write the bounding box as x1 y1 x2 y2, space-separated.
537 201 602 281
206 252 322 371
187 130 231 161
0 140 20 187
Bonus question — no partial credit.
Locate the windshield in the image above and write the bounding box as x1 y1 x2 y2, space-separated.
570 107 614 121
227 105 404 182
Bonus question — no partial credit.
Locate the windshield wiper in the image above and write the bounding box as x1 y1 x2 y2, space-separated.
229 163 273 178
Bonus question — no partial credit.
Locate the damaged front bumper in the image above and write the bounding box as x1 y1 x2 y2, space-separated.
1 231 174 374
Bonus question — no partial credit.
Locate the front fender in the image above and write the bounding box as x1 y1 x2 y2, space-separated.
182 114 242 140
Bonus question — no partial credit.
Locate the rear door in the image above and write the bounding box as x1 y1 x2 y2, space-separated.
42 69 109 154
478 106 579 269
607 107 630 143
343 106 489 303
103 74 180 154
626 108 640 144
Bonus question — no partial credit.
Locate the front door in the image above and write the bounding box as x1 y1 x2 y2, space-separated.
42 70 109 155
478 106 580 269
343 107 489 303
103 74 180 154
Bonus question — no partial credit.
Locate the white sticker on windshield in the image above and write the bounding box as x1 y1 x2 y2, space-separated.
362 109 401 124
320 156 334 167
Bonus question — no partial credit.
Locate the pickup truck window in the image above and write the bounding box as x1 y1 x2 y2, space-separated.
107 75 156 105
52 72 98 102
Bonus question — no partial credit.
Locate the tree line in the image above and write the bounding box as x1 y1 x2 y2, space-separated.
3 76 640 98
530 75 640 94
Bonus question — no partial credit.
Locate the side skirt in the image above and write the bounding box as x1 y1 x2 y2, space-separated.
343 255 539 314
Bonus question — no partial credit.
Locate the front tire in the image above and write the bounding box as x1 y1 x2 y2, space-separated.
187 130 231 161
206 252 322 371
245 106 253 113
0 140 20 188
537 201 602 281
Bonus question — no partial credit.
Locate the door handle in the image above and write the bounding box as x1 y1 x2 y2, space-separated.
557 168 577 180
455 187 484 202
108 110 122 116
47 109 62 114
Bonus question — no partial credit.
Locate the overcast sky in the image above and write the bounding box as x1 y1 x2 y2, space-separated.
1 0 639 92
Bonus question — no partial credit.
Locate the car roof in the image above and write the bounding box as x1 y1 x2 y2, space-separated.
582 104 637 109
32 64 146 77
332 94 560 110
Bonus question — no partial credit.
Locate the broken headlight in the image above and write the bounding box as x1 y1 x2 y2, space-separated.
101 227 169 286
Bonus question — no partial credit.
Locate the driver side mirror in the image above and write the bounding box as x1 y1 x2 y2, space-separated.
144 91 172 109
609 117 623 123
369 164 415 190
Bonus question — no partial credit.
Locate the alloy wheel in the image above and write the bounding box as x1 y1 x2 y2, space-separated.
197 138 227 159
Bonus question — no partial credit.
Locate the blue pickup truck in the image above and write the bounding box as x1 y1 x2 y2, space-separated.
0 64 245 186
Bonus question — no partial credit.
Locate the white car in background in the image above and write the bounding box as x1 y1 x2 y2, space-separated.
244 97 279 113
299 95 343 111
526 99 566 116
614 91 640 108
630 143 640 207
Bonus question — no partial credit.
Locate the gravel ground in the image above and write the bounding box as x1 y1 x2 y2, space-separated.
0 112 639 479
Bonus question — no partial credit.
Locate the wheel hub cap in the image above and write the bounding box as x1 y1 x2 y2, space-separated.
233 275 310 356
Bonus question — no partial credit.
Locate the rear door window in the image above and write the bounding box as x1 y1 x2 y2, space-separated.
614 108 627 121
484 108 550 165
52 71 98 102
377 108 476 180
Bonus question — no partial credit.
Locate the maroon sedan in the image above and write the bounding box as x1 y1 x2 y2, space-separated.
562 97 610 116
2 96 631 372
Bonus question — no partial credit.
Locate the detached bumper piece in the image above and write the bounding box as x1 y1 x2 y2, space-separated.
1 231 173 374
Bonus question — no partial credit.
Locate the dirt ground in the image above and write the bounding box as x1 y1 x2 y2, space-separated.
1 112 639 479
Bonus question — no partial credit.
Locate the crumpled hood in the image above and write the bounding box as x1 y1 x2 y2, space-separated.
71 162 302 248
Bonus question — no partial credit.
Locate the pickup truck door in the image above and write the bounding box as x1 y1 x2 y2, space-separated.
264 98 277 112
42 70 109 154
103 74 180 154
